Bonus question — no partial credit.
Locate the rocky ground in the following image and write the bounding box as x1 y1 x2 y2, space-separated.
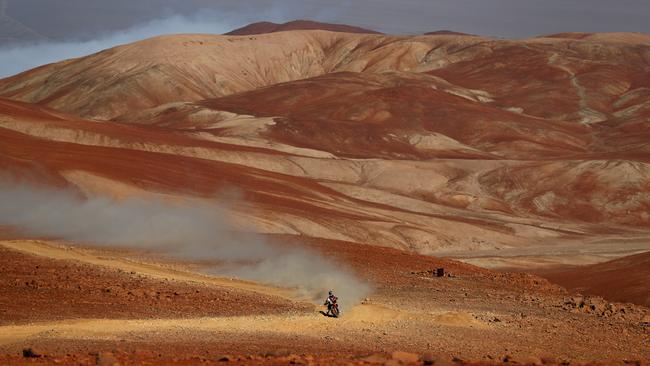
0 239 648 365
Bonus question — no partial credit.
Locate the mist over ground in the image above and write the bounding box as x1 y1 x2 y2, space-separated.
0 177 371 310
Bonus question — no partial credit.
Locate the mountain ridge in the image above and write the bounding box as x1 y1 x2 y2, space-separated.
225 19 382 36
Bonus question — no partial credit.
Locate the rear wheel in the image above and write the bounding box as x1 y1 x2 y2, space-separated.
331 306 340 318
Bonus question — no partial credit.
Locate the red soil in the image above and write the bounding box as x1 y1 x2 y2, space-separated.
0 247 306 325
536 251 650 307
202 72 592 160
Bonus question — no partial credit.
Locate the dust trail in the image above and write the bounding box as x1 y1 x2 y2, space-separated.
0 177 371 309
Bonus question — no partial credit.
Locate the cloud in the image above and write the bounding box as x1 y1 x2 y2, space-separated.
0 11 248 78
0 176 371 311
5 1 648 78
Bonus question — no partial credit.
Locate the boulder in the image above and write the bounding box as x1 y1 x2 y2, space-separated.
422 352 437 365
422 352 453 366
22 348 43 358
214 355 231 362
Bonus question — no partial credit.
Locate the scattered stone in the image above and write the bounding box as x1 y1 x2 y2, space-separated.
640 315 650 324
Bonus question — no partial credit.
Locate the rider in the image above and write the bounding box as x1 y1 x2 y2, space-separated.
324 290 338 315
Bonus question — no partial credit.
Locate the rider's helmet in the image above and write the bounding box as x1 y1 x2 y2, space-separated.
328 290 333 296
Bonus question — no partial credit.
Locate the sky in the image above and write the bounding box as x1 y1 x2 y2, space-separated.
0 0 649 77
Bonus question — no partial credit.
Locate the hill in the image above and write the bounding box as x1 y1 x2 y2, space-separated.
538 251 650 307
1 30 650 261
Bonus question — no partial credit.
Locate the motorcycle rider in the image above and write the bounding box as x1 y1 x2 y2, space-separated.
324 290 338 316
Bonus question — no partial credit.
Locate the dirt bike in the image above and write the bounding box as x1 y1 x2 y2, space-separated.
330 303 340 318
325 301 340 318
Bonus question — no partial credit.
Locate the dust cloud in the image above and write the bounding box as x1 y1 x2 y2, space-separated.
0 177 371 310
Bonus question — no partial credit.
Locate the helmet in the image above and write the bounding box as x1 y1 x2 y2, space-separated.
328 290 333 296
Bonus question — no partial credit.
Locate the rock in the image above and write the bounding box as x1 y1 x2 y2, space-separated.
264 349 290 358
360 353 386 364
422 352 453 366
540 355 557 364
589 301 606 314
287 356 306 365
22 348 43 358
422 352 437 365
640 315 650 324
96 352 120 366
215 355 231 362
391 351 420 364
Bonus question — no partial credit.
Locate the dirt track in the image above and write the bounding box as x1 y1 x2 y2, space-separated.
1 239 648 364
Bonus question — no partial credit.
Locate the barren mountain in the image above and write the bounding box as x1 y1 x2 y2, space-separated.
1 26 650 364
2 31 650 259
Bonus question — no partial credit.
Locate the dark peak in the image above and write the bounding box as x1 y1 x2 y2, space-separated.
225 19 382 36
424 30 474 36
538 32 594 40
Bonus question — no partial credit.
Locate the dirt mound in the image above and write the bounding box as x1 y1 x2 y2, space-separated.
225 19 381 35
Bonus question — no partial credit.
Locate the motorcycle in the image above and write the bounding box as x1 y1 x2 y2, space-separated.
330 302 340 318
325 299 340 318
